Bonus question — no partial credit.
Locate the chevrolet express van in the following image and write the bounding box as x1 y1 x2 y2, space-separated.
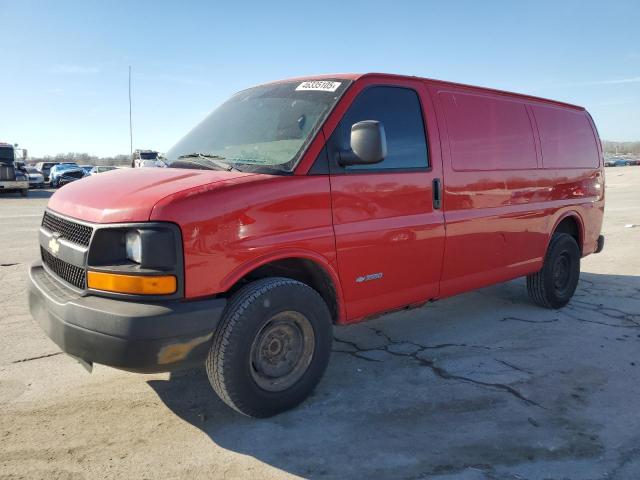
28 73 605 417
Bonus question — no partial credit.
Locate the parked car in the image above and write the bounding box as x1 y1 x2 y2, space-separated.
29 73 605 418
87 165 118 175
34 161 60 182
80 165 93 175
25 166 45 188
49 163 84 188
605 158 634 167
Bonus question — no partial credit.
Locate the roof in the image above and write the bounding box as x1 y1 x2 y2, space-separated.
265 72 584 111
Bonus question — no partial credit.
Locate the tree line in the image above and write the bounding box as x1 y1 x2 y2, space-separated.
602 141 640 156
27 152 132 166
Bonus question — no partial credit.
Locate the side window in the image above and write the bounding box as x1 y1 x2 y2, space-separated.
337 86 429 170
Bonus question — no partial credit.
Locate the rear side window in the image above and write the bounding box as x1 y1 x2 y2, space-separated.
337 86 429 170
440 91 537 171
532 105 599 169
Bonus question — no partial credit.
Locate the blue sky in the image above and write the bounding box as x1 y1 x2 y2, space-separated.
1 0 638 157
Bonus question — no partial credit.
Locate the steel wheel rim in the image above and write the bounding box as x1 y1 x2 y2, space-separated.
552 251 572 293
249 311 315 392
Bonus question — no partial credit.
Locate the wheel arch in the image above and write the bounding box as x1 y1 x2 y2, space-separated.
219 250 345 324
549 211 585 254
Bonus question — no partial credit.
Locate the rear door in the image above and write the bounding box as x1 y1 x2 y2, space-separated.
326 79 445 321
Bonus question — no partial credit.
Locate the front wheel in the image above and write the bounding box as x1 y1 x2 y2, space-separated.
527 233 580 309
206 277 333 417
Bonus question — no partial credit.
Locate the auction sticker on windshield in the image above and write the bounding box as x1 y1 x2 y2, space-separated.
296 81 342 92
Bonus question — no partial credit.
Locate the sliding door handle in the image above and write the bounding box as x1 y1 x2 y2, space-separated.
432 178 442 210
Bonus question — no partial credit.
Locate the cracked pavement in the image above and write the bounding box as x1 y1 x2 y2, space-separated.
1 169 640 480
333 326 545 409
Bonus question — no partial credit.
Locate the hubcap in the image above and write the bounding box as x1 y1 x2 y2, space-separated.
249 311 315 392
552 251 571 293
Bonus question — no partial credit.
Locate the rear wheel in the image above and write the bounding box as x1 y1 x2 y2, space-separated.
527 233 580 309
206 277 333 417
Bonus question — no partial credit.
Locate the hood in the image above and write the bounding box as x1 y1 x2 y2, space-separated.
47 167 258 223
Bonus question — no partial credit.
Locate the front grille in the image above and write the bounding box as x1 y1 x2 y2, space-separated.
62 170 85 179
0 165 16 181
41 247 86 289
42 211 93 247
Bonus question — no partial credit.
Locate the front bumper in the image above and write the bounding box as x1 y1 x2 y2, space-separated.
28 261 226 373
0 180 28 191
58 176 83 186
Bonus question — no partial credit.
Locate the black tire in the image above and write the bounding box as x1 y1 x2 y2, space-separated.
206 277 333 417
527 233 580 309
20 189 28 197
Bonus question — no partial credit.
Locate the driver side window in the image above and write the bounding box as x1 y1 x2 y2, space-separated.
337 86 429 170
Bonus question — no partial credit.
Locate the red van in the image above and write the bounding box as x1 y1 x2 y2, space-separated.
28 73 605 417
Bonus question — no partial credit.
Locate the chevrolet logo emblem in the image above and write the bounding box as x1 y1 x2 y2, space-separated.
48 237 60 256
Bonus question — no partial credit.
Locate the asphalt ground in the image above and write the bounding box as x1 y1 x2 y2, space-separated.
1 168 639 480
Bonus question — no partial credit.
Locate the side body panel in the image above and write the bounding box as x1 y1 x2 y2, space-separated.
150 175 346 318
531 103 605 254
427 79 604 298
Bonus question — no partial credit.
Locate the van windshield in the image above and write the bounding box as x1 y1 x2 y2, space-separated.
165 80 351 173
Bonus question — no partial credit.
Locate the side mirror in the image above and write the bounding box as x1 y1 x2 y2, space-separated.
339 120 387 166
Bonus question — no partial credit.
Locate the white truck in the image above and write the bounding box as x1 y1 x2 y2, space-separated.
131 149 166 168
0 143 28 196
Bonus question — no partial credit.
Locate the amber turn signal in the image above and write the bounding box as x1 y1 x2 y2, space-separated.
87 271 177 295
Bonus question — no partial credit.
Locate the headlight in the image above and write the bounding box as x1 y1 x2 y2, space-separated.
87 224 182 296
89 225 178 270
125 230 142 263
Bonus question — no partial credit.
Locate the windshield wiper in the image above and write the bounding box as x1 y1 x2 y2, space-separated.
175 153 240 172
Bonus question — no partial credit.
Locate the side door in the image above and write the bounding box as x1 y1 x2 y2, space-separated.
429 84 544 297
326 81 445 321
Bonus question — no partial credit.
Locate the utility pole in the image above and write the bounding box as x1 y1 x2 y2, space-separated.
129 66 133 156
